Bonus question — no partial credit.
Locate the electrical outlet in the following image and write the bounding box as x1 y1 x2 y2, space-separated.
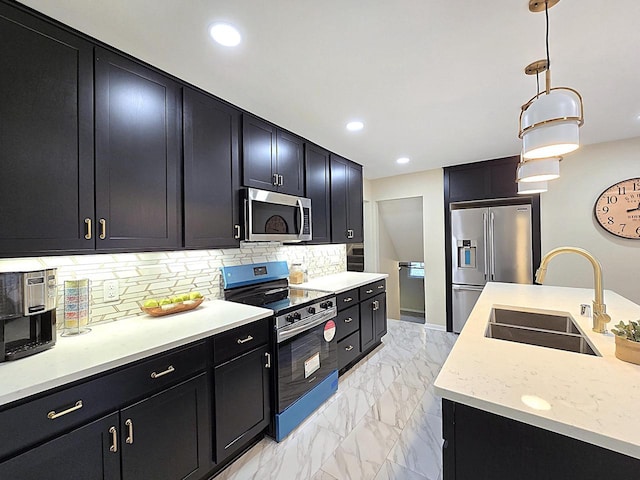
104 279 119 302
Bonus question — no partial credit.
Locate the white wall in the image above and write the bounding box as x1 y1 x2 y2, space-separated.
377 197 424 262
540 137 640 304
365 170 446 328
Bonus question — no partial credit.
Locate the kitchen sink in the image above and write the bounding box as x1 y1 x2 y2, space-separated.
485 307 598 356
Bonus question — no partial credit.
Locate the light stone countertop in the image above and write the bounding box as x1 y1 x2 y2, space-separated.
295 271 388 294
434 282 640 459
0 300 272 406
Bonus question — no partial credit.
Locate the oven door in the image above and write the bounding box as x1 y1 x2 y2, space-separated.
246 188 311 242
276 319 337 413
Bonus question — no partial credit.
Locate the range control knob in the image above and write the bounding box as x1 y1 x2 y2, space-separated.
293 312 301 320
285 314 294 323
325 300 334 308
319 302 327 309
307 306 316 314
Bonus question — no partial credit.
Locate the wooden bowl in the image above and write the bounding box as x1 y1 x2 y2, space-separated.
140 297 205 317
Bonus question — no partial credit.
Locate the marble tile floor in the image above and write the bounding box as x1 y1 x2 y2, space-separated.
216 319 458 480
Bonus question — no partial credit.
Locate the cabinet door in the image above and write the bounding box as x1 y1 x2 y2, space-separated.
242 115 277 191
330 155 350 243
120 374 210 480
0 412 120 480
275 130 304 196
214 345 271 463
94 47 181 251
183 88 241 248
347 162 364 242
360 297 375 353
374 293 387 340
305 143 331 244
0 3 94 255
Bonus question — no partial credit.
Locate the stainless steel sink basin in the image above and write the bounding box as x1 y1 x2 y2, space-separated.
485 307 598 356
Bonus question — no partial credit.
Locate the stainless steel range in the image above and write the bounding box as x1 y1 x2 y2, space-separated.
221 261 338 441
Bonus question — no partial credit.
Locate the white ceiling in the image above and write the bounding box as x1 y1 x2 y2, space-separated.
20 0 640 179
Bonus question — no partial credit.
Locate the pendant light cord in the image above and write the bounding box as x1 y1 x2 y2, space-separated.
545 0 550 69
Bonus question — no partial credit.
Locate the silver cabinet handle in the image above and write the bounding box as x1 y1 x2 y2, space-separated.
237 335 254 344
265 352 271 368
373 300 379 311
84 218 92 240
377 285 384 289
345 345 354 352
125 418 134 444
278 174 284 186
234 224 241 239
150 365 175 379
343 297 353 302
272 173 279 186
366 289 373 294
109 426 118 453
344 317 353 323
47 400 83 420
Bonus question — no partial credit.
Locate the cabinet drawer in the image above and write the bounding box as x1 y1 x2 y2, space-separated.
336 288 359 311
359 280 386 300
335 304 359 341
338 331 361 371
0 340 207 461
213 317 271 366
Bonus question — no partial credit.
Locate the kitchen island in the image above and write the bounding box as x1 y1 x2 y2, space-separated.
434 282 640 479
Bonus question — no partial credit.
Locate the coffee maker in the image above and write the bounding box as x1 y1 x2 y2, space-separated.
0 269 57 361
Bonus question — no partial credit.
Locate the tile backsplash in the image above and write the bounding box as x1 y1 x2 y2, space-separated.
0 243 346 327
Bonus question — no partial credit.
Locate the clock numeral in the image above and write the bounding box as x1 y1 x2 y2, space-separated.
602 206 609 214
607 217 614 225
606 195 618 204
636 226 640 235
620 223 626 232
618 186 626 195
634 182 640 191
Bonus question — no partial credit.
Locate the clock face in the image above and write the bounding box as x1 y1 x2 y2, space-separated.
593 178 640 239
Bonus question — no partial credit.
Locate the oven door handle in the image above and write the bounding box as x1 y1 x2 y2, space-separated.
297 198 304 238
277 311 335 343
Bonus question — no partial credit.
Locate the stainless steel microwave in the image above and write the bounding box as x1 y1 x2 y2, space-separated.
244 188 312 242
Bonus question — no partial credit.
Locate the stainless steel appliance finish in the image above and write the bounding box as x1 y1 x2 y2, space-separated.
275 297 337 343
245 188 312 242
0 269 57 361
451 204 533 333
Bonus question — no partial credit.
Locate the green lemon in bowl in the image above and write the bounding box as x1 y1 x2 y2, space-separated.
143 299 159 308
158 298 172 306
189 291 203 300
171 296 183 304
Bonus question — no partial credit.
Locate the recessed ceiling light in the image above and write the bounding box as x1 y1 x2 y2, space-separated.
346 121 364 132
396 157 410 164
209 23 241 47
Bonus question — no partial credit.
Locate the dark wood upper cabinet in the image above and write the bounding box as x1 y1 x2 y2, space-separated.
94 47 181 251
445 156 519 202
305 143 332 244
242 114 304 196
0 4 94 255
183 88 241 249
330 155 363 243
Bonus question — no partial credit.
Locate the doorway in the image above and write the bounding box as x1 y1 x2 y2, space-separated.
399 262 425 323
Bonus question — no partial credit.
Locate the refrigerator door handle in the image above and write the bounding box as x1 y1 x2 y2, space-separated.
452 285 485 292
482 212 489 280
490 211 496 281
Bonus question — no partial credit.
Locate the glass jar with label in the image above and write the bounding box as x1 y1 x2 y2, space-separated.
289 264 306 284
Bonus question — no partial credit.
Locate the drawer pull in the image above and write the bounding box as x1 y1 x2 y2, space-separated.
237 335 254 344
373 300 380 311
109 426 118 453
343 297 353 302
344 317 353 323
125 418 134 444
150 365 175 379
377 285 384 289
265 352 271 368
345 345 354 352
366 289 373 294
47 400 83 420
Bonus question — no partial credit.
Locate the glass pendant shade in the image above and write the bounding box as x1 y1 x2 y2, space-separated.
517 180 548 194
521 89 581 159
516 157 561 183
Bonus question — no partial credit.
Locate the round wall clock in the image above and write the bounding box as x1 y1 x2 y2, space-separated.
593 178 640 239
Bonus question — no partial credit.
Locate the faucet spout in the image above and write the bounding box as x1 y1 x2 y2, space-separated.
535 247 611 333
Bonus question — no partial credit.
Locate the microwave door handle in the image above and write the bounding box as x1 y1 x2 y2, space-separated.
297 198 304 238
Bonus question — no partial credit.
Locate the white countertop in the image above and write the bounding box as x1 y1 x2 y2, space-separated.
0 300 272 406
296 271 388 294
434 282 640 459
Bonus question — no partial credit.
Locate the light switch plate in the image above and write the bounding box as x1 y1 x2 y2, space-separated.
104 279 119 302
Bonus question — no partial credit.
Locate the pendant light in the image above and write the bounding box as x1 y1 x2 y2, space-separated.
518 180 548 195
516 156 561 183
518 0 584 161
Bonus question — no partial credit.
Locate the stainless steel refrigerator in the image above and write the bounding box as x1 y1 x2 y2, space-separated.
451 204 533 333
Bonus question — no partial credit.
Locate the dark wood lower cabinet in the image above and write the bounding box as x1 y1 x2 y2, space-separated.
213 345 271 464
360 293 386 353
0 412 121 480
120 374 210 480
442 399 640 480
